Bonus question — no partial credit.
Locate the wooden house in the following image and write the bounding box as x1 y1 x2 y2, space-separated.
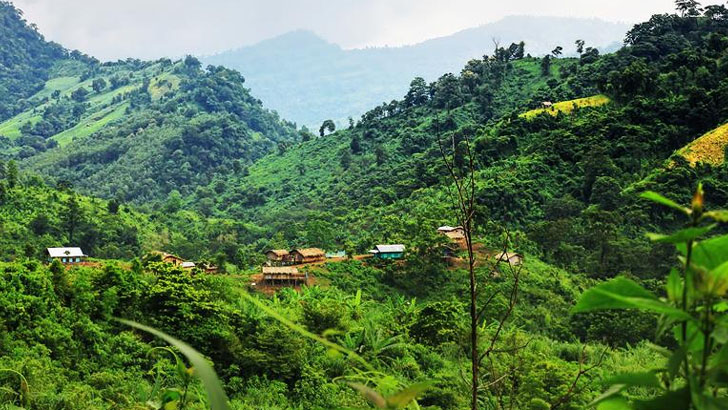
494 252 523 266
46 247 87 264
369 244 405 260
262 266 308 286
438 226 467 249
290 248 326 264
160 252 185 266
266 249 290 265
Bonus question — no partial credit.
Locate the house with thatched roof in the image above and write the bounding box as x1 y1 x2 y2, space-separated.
266 249 290 262
290 248 326 264
262 266 308 286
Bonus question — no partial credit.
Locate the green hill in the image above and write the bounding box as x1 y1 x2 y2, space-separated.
0 6 299 204
196 11 728 281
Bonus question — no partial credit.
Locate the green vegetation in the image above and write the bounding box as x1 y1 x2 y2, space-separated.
1 1 728 409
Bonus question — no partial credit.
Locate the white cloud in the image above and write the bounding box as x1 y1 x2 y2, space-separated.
10 0 723 61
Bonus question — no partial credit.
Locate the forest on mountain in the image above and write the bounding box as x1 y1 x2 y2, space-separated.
2 0 728 409
205 16 627 129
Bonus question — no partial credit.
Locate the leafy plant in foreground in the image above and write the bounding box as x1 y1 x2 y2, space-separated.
115 319 231 410
574 184 728 408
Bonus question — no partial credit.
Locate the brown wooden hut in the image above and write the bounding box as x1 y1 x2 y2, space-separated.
262 266 308 286
266 249 290 263
290 248 326 264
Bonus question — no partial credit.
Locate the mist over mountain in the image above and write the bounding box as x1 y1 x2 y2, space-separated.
205 16 628 128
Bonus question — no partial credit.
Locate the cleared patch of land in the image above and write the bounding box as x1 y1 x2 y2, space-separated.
677 122 728 167
520 94 610 119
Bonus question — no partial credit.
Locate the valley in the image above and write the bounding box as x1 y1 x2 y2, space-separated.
1 1 728 409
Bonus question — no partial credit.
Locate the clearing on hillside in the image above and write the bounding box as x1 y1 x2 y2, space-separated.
677 122 728 167
520 94 610 119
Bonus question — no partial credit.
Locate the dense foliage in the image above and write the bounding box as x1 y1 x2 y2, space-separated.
1 1 728 408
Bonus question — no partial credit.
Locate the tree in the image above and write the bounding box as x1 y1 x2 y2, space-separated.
340 149 351 169
71 87 89 102
374 145 386 166
405 77 429 107
514 41 526 59
675 0 703 17
91 78 107 93
62 195 83 243
319 119 335 137
437 127 522 410
183 55 201 71
350 135 362 154
575 39 585 54
541 55 552 76
551 46 563 57
6 160 18 189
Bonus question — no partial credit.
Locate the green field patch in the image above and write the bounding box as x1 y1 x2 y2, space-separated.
52 102 129 146
520 94 610 119
149 73 181 100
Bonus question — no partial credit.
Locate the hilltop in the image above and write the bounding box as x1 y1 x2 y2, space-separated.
204 16 628 128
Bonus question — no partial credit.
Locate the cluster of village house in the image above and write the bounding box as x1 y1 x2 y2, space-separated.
44 225 522 290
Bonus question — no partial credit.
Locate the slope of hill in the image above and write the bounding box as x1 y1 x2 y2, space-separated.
198 11 728 280
0 1 67 121
677 121 728 166
0 2 300 204
204 16 628 128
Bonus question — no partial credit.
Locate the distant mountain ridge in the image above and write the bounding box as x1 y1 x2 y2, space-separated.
205 16 629 128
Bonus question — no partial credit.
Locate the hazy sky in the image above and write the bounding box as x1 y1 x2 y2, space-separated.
11 0 723 61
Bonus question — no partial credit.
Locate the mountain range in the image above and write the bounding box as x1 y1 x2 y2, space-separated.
204 16 629 128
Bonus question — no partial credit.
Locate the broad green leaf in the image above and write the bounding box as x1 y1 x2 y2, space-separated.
590 384 628 407
673 321 704 353
386 382 432 409
640 191 689 215
646 224 715 244
597 397 632 410
602 372 662 388
666 268 682 303
706 260 728 297
703 210 728 223
348 383 387 408
666 346 686 380
573 277 693 321
677 235 728 271
115 319 231 410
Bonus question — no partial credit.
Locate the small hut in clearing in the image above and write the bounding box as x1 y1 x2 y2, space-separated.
290 248 326 264
266 249 290 264
262 266 308 286
494 252 523 266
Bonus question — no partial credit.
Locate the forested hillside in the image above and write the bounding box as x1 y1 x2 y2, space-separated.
198 7 728 280
1 1 728 409
0 5 299 204
0 1 66 120
205 16 627 128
